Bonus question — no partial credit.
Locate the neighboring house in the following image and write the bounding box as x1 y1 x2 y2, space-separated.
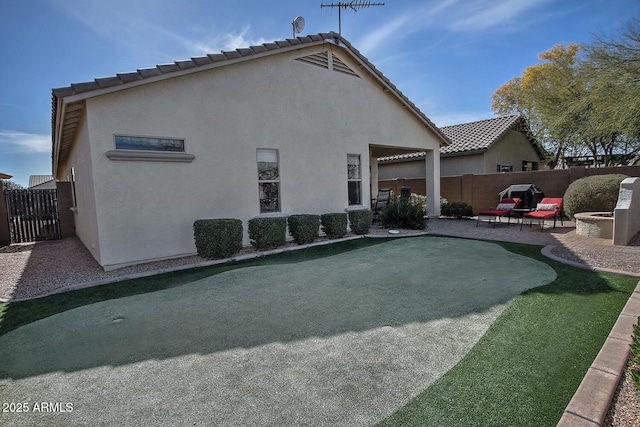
52 32 449 270
28 175 56 189
379 115 544 182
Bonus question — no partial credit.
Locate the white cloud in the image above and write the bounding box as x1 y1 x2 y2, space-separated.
448 0 554 32
357 13 414 54
191 26 271 54
0 131 51 154
358 0 553 57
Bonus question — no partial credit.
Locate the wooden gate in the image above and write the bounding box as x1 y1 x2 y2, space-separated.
4 189 61 243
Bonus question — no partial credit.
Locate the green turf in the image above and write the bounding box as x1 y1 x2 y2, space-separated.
0 236 636 426
378 241 638 427
0 238 388 337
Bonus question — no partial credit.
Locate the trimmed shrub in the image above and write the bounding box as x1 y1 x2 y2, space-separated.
248 216 287 250
193 218 243 259
321 213 348 238
348 209 373 235
288 214 320 244
441 201 473 219
381 199 427 229
563 174 628 219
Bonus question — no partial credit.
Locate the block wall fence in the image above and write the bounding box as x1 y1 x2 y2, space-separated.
380 165 640 216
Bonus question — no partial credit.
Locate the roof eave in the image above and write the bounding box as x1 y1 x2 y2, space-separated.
441 148 487 158
334 35 450 147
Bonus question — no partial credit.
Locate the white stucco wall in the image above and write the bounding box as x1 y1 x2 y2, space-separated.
72 43 442 269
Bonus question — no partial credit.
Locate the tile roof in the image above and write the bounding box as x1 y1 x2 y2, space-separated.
378 115 543 162
51 32 450 176
0 172 12 180
440 115 525 155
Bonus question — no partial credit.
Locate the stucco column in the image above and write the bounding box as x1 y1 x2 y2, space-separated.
369 152 379 208
425 149 440 216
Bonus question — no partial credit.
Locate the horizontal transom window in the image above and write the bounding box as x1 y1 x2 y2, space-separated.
115 135 185 152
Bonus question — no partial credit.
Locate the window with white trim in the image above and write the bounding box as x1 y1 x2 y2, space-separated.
257 149 280 213
347 154 362 205
114 135 185 152
106 135 195 162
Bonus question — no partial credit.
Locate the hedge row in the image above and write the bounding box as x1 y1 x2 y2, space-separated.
193 209 373 258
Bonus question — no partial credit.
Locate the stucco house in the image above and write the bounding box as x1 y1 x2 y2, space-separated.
28 175 56 190
379 115 544 184
52 32 449 270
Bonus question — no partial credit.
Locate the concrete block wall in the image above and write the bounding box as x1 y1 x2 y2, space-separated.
438 165 640 215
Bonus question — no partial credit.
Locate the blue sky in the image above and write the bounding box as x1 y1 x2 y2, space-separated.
1 0 638 187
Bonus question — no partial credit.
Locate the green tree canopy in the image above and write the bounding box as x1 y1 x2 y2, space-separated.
492 16 640 168
2 180 25 190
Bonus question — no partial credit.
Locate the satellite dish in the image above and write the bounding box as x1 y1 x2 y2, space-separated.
292 16 305 37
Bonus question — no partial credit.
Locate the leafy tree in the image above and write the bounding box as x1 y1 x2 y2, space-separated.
582 16 640 165
492 16 640 167
493 44 585 168
2 180 24 190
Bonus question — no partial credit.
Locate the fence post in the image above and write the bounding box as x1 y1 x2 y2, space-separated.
0 189 10 246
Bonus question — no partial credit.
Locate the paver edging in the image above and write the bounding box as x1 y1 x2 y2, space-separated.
557 282 640 427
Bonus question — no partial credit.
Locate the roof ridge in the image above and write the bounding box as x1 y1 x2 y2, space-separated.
439 114 520 129
53 33 340 97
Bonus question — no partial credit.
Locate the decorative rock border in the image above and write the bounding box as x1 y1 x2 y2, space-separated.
556 282 640 426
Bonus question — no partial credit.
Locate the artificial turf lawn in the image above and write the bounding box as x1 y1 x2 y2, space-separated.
378 241 638 427
0 237 636 426
0 238 389 337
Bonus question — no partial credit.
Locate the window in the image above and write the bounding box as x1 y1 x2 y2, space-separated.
347 154 362 205
106 135 194 162
522 161 539 171
114 135 184 152
257 149 280 213
497 164 513 173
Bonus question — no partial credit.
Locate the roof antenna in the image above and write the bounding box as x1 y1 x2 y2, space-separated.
320 1 385 40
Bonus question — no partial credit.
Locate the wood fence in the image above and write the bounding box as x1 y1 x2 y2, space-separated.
4 189 61 243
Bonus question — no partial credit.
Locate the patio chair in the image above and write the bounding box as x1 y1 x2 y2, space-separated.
520 198 564 231
476 198 521 228
372 188 392 221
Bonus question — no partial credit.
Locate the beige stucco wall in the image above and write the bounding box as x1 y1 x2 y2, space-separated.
378 158 426 180
58 112 103 263
440 153 485 176
70 43 442 269
483 130 540 172
439 130 540 176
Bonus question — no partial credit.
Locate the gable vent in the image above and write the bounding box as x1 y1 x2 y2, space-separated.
332 55 360 78
295 52 329 70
